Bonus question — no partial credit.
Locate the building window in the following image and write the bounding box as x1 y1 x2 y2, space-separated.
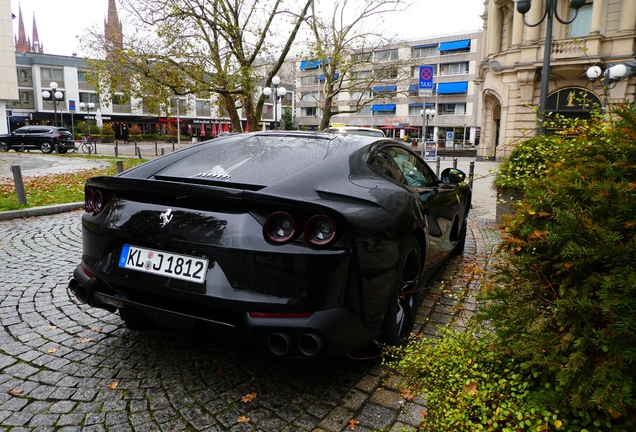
80 93 100 104
567 4 592 38
438 103 466 115
411 65 436 78
351 70 372 80
17 67 33 86
301 91 321 102
440 62 469 76
374 67 398 80
196 100 211 116
374 49 399 62
40 68 64 87
351 52 372 63
350 105 372 115
7 90 35 109
301 75 319 85
302 107 317 116
350 90 372 100
411 45 437 58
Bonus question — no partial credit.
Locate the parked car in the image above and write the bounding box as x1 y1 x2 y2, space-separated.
69 131 471 358
0 125 75 154
324 126 386 137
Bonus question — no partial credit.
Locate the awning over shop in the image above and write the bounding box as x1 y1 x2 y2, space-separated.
408 103 435 107
438 39 471 51
372 85 397 92
300 60 320 70
370 104 396 111
412 43 438 49
437 81 468 94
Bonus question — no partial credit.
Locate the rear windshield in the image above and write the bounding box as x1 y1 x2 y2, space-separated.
155 134 334 186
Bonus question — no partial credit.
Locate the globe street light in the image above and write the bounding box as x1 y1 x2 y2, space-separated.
420 108 436 158
263 76 287 130
79 102 95 139
42 81 64 127
586 64 628 110
514 0 586 135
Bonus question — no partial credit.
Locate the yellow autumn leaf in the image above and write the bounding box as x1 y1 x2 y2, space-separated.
237 415 250 423
241 392 257 403
10 389 23 395
77 338 93 344
47 347 60 354
348 418 358 430
107 381 118 390
49 326 57 330
555 420 562 428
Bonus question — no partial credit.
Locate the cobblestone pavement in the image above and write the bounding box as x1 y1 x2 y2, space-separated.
0 205 499 431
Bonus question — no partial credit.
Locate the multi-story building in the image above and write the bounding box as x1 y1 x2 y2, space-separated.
1 0 19 134
478 0 636 161
293 31 483 146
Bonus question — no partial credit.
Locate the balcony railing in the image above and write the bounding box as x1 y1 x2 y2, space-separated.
551 38 587 59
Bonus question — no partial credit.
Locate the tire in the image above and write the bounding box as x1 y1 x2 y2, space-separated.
452 218 467 256
40 141 53 154
0 140 8 152
120 307 156 331
381 237 422 346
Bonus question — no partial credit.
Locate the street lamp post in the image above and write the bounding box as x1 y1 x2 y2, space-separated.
514 0 586 135
41 81 64 127
79 102 95 138
263 76 287 130
420 108 436 158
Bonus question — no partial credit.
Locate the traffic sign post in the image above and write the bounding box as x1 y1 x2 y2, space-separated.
419 66 434 148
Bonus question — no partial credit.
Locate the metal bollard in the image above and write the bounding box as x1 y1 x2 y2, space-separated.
469 161 475 188
117 160 124 174
161 148 165 156
114 145 118 157
137 147 142 159
115 141 119 157
88 145 92 156
155 141 158 156
436 156 441 177
94 140 97 154
453 157 458 169
55 143 59 154
21 143 25 152
172 142 175 152
11 165 27 205
134 140 138 155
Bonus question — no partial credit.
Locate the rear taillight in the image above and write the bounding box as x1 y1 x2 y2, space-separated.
305 215 337 246
263 212 339 247
263 212 297 243
84 186 109 215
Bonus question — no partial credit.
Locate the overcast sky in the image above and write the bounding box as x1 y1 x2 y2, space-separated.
11 0 484 57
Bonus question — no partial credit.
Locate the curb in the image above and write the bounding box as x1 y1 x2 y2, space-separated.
0 202 84 221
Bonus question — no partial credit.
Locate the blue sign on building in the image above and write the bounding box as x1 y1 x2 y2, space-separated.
419 66 434 89
69 100 76 111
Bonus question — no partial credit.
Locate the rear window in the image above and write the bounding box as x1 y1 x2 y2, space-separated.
155 134 334 186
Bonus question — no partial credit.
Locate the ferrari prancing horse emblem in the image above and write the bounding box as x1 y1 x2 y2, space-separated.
159 209 173 227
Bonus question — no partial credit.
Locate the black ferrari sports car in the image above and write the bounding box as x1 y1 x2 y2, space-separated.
69 131 471 358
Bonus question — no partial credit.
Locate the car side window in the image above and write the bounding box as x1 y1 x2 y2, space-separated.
385 146 437 188
13 128 28 135
27 128 43 134
369 152 406 184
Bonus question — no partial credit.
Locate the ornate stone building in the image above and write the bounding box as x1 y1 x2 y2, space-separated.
478 0 636 160
13 4 42 53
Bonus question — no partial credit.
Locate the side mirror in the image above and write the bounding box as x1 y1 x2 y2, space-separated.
441 167 466 184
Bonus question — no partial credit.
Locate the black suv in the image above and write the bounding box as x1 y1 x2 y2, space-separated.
0 126 75 154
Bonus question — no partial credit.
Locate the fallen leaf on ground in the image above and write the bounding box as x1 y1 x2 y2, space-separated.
49 325 57 330
420 410 428 417
348 418 358 430
237 415 250 423
241 392 257 403
400 387 416 401
462 381 478 396
47 347 60 354
91 327 103 333
10 389 23 395
107 381 118 390
77 337 93 344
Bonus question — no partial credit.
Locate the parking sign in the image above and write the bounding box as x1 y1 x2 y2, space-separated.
419 66 434 89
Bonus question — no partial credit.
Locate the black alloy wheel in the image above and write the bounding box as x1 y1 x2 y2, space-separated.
381 237 422 346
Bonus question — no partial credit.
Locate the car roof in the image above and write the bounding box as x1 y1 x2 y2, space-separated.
324 127 385 137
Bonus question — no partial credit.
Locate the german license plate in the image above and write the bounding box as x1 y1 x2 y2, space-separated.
118 245 208 284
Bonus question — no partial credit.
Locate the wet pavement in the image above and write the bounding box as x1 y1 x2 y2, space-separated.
0 149 500 431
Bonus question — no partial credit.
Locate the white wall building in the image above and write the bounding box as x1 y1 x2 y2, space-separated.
0 0 19 134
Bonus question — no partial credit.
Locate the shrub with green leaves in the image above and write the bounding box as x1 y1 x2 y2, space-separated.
483 104 636 418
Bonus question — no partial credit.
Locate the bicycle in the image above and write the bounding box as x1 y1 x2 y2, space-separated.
79 136 96 154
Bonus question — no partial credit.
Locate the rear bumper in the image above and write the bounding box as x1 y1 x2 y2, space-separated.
69 264 379 358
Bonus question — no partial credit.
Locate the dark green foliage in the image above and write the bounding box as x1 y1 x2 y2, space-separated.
483 104 636 418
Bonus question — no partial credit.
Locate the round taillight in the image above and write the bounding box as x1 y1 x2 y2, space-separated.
85 187 94 212
93 189 104 213
263 212 296 243
305 215 337 246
